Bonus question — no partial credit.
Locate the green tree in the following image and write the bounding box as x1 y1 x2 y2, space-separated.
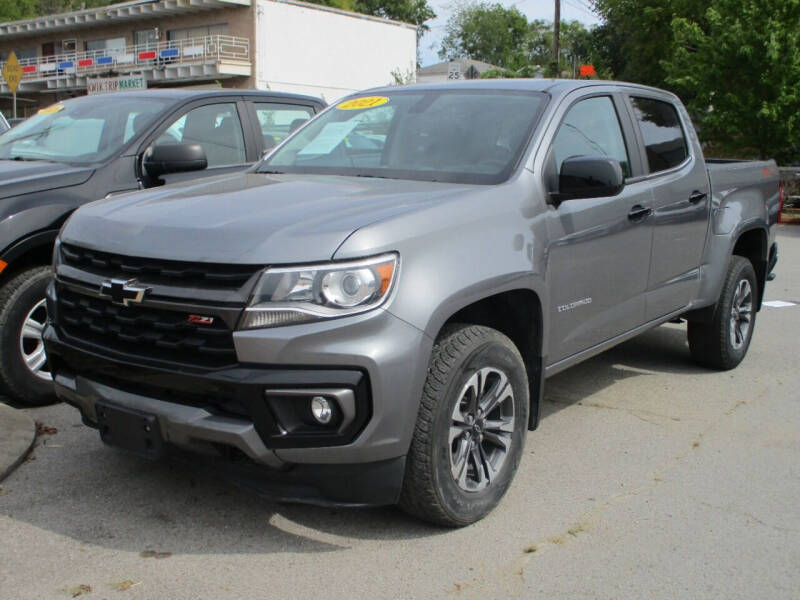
1 0 128 20
6 0 434 29
356 0 435 28
663 0 800 162
590 0 706 86
529 19 595 76
0 0 38 21
306 0 357 12
439 3 530 70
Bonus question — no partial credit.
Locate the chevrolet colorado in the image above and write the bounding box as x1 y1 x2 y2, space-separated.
44 80 780 526
0 89 324 404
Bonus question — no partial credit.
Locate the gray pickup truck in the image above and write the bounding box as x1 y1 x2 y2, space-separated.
43 80 779 526
0 90 324 405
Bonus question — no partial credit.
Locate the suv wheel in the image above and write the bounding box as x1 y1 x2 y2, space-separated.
0 266 55 405
399 324 528 527
688 255 758 370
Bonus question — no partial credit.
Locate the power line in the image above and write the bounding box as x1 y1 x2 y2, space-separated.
563 0 596 18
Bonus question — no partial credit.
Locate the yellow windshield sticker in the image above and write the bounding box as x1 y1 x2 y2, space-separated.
337 96 389 110
38 104 65 115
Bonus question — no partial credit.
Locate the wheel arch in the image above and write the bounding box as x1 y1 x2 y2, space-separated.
731 226 768 310
0 229 60 282
429 287 545 432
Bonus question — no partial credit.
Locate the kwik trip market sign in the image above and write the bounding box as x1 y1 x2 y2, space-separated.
87 75 147 95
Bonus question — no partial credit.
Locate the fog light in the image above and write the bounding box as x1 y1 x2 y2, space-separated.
310 396 333 424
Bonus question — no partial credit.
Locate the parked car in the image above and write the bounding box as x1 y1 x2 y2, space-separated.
0 89 325 405
44 80 779 526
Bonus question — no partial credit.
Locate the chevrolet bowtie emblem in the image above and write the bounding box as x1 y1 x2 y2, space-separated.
99 278 150 307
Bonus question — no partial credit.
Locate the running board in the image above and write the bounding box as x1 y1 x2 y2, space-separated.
543 305 690 378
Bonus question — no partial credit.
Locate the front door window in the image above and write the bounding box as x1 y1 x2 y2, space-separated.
155 103 247 168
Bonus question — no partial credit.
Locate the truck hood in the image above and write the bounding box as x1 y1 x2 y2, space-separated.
0 159 94 200
61 172 473 264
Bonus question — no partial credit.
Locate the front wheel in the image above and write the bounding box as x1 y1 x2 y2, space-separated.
399 324 529 527
688 256 758 370
0 266 55 405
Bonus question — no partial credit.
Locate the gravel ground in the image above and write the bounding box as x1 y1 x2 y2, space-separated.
1 226 798 600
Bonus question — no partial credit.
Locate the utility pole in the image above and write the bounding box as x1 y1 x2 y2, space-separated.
552 0 560 78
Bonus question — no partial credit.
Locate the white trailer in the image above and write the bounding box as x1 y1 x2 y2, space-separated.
255 0 418 102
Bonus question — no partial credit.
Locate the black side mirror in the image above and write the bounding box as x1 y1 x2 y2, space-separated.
144 143 207 178
555 156 625 202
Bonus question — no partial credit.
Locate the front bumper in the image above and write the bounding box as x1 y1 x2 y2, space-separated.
43 306 432 506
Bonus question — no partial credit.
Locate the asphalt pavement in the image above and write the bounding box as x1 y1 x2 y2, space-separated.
0 404 34 483
1 226 798 599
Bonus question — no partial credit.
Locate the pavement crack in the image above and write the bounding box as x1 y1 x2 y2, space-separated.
546 397 678 425
698 501 800 534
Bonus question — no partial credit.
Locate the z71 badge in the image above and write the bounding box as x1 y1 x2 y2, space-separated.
187 315 214 325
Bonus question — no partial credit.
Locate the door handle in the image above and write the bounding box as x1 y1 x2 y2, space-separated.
628 205 652 221
688 190 708 204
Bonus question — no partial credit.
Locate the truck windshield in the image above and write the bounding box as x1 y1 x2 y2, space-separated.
261 90 547 184
0 96 170 165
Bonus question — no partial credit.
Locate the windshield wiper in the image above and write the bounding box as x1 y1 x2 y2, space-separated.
259 169 285 174
8 155 45 161
353 173 390 179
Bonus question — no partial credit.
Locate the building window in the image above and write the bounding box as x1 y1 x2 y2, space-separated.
167 24 228 41
134 29 159 48
1 48 37 62
85 37 126 57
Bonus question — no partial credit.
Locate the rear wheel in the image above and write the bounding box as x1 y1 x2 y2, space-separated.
399 324 528 527
688 256 757 370
0 266 55 405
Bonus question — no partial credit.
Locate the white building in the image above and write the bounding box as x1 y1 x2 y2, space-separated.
0 0 418 114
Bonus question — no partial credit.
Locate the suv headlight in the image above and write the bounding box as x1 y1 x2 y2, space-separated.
239 253 398 330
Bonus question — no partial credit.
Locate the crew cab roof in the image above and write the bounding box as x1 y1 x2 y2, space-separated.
359 78 676 100
71 88 325 105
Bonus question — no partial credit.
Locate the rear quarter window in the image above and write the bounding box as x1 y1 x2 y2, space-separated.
630 97 689 173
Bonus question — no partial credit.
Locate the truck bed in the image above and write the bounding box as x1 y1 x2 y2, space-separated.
706 158 781 235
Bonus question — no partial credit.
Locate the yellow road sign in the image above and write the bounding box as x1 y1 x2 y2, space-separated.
2 52 23 94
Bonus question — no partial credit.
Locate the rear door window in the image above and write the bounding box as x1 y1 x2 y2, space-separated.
254 103 315 151
630 97 689 173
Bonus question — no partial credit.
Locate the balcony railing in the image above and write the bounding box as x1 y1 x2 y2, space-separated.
1 35 250 82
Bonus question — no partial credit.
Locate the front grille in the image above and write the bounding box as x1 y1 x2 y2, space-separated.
56 286 237 369
61 243 262 289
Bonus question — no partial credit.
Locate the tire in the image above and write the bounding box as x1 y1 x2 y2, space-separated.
0 266 56 405
688 256 758 370
399 324 529 527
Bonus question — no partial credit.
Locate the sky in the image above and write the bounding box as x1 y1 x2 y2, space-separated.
418 0 601 66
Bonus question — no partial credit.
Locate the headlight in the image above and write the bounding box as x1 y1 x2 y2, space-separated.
239 253 398 330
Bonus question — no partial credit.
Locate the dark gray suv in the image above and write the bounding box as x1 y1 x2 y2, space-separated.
0 89 324 405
